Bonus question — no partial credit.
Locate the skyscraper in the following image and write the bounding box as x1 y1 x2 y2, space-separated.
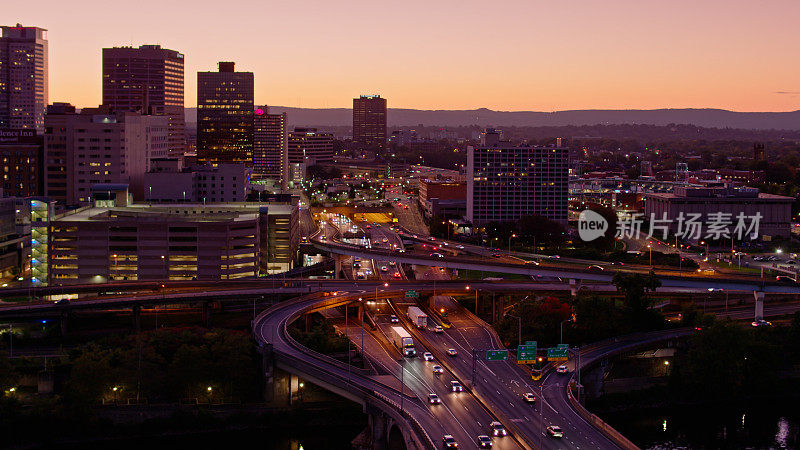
467 129 568 225
253 106 288 189
0 24 48 132
197 62 254 164
353 95 386 150
102 45 185 155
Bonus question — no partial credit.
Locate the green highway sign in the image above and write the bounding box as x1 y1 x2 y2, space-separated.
547 345 569 361
525 341 537 346
486 350 509 361
517 344 538 363
405 290 419 298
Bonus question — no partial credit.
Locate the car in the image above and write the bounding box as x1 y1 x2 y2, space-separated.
429 236 437 241
428 393 441 404
423 352 434 361
432 365 444 374
776 275 797 283
477 435 493 448
489 421 507 437
433 325 444 333
390 315 399 323
382 238 388 243
522 392 537 403
752 319 773 327
398 248 406 253
556 365 569 374
393 272 401 279
524 260 540 266
447 348 458 356
55 299 70 305
550 255 561 259
365 225 371 229
404 205 409 210
389 261 396 266
491 253 502 258
546 425 564 438
431 252 445 258
380 266 388 272
442 434 459 448
450 380 463 392
320 235 327 240
456 245 465 249
588 264 604 271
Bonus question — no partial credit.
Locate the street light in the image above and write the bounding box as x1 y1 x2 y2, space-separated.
508 234 516 256
507 313 522 347
560 319 573 345
647 243 652 266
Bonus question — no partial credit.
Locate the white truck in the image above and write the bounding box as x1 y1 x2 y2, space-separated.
407 306 428 329
390 326 416 357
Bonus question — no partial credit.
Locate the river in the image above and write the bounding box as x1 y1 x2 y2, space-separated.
600 399 799 449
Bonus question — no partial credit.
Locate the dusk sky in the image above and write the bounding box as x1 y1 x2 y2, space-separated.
7 0 800 111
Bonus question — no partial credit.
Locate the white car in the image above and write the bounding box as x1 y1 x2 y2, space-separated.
447 348 458 357
556 365 569 374
423 352 434 361
433 325 444 333
428 393 441 404
432 365 444 374
380 266 388 272
489 421 507 437
522 392 536 403
451 380 463 392
390 315 399 323
546 425 564 438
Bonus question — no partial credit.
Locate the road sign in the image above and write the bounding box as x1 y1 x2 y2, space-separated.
517 344 538 363
525 341 537 346
547 346 569 361
486 350 509 361
404 290 419 298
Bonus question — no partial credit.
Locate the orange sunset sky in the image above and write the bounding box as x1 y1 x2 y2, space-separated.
6 0 800 111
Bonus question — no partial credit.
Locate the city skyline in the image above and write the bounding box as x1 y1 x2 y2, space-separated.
4 0 799 112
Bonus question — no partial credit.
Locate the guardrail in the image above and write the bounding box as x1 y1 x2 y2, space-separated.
566 381 640 450
254 292 435 449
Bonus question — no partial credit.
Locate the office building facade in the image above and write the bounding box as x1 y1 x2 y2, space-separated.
0 24 48 132
0 128 42 197
467 135 568 225
645 186 793 240
102 45 186 155
197 62 253 164
253 106 288 188
353 95 387 150
288 127 334 167
44 105 168 205
144 159 250 203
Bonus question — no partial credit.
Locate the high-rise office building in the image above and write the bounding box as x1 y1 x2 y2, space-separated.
102 45 186 155
253 106 288 188
288 127 334 166
44 104 168 205
353 95 386 150
197 62 253 164
0 24 48 132
467 129 568 225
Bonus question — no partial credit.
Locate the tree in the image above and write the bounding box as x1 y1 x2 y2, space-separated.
612 271 663 330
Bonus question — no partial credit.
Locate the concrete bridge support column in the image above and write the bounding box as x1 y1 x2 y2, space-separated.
60 311 69 336
569 279 581 297
335 257 342 280
132 305 141 332
754 291 765 321
366 405 389 450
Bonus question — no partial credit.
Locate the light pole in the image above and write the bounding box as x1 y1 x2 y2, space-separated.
507 313 522 347
508 234 516 256
466 286 478 315
560 319 572 345
648 243 652 266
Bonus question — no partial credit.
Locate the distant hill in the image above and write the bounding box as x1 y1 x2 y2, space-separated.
184 107 800 130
